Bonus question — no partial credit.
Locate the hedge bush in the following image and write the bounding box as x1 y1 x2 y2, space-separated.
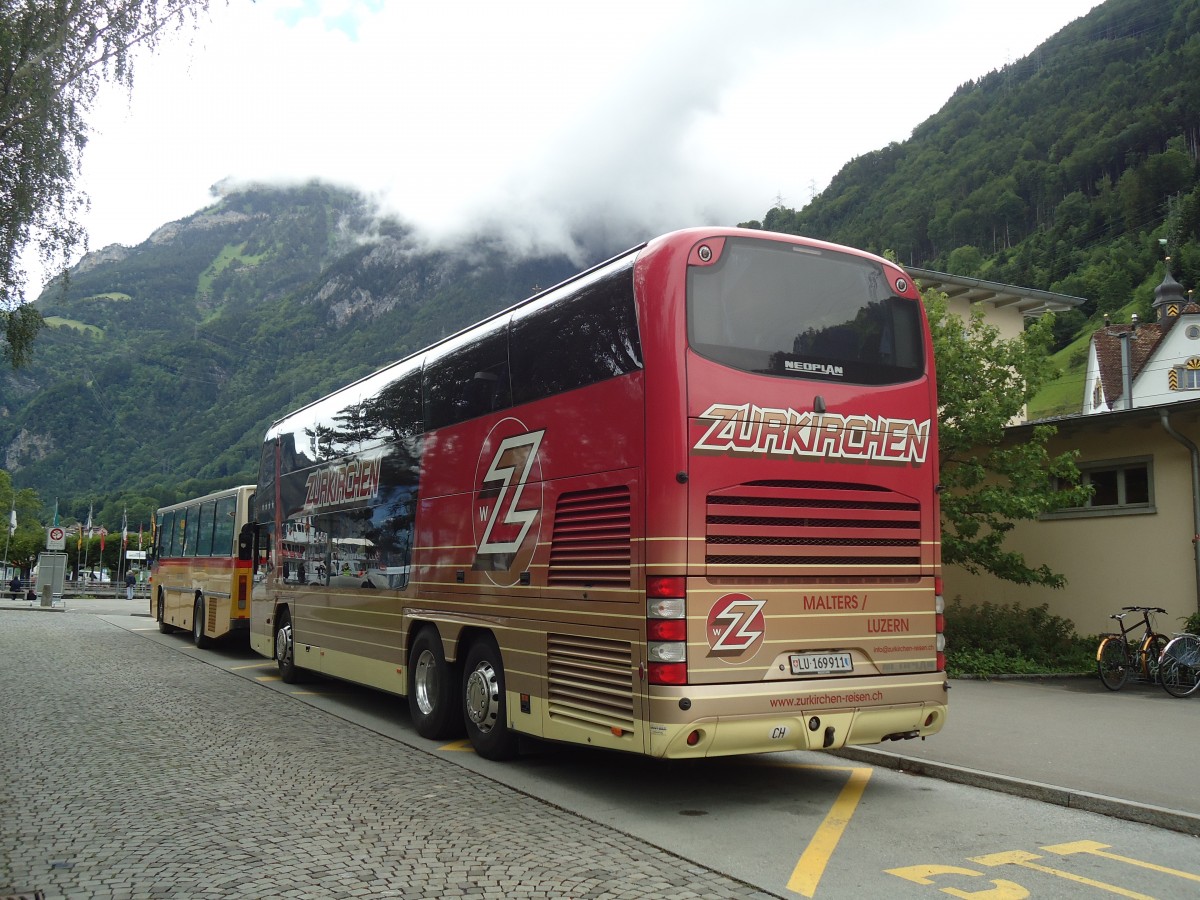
943 599 1094 677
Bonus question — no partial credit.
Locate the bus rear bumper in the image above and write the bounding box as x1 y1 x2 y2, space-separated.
647 676 948 759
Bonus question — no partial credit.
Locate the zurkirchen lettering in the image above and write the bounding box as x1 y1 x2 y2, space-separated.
692 402 930 465
303 457 383 510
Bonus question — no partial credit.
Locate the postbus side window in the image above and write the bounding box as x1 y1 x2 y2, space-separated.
196 501 217 557
162 510 178 558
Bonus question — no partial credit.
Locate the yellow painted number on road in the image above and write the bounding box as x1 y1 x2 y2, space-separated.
887 864 1028 899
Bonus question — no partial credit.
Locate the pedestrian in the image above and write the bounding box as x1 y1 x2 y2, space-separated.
9 574 20 600
125 570 136 601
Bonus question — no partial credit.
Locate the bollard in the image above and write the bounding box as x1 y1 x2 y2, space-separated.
41 584 52 607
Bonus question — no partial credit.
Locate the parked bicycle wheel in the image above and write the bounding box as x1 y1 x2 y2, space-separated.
1141 632 1169 682
1096 636 1130 691
1159 634 1200 698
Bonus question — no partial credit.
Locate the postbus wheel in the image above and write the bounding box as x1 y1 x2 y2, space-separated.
156 589 174 634
462 635 519 761
275 610 300 684
192 595 213 649
408 627 462 740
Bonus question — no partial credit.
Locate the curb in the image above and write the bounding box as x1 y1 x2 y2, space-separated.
829 745 1200 837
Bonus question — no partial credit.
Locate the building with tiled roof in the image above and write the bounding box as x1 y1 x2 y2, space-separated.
1084 270 1200 413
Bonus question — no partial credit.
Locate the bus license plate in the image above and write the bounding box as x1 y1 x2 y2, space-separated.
789 652 853 675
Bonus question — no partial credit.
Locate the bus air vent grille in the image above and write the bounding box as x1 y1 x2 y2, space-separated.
547 634 635 733
705 480 922 575
548 485 631 587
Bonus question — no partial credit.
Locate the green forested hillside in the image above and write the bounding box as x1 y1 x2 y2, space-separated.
1 182 577 528
748 0 1200 405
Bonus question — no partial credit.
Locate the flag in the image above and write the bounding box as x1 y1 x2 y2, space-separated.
52 498 59 527
85 504 93 537
121 509 128 548
138 524 143 551
100 528 106 553
8 506 15 536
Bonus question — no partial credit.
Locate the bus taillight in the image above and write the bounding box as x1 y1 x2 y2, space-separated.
647 576 687 685
935 578 946 672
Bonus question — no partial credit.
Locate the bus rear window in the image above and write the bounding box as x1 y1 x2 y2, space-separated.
687 237 924 385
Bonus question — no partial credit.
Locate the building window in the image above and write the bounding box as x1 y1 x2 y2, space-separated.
1171 357 1200 391
1047 457 1153 519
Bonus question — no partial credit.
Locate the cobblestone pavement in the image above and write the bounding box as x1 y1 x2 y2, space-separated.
1 612 771 900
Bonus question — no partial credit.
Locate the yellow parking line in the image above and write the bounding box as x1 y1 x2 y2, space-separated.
1043 841 1200 883
785 766 872 897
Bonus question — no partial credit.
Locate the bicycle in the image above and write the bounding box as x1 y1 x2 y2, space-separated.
1095 606 1169 691
1159 632 1200 698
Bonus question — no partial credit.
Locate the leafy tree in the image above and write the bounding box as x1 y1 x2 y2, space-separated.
924 289 1090 587
0 468 43 574
0 0 211 367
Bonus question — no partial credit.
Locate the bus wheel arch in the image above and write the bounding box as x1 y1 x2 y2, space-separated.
407 624 463 740
462 633 519 760
274 606 300 683
192 593 212 649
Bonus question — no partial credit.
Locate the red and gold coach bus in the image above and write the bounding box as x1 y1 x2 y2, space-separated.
151 485 255 648
250 227 947 760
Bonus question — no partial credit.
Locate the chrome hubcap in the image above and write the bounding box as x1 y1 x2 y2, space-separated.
275 623 293 666
465 661 500 732
414 649 437 716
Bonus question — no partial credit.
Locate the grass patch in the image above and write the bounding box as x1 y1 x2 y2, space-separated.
43 316 102 336
198 242 268 296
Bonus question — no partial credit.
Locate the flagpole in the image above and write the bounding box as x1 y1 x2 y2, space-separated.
82 503 92 582
3 501 13 579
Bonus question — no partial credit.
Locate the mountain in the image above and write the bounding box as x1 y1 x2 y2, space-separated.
2 181 580 527
745 0 1200 417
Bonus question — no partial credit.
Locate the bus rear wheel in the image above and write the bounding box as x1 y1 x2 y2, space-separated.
275 610 300 683
192 596 212 649
408 627 462 740
462 636 519 761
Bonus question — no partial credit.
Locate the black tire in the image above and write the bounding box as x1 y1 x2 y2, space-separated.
408 628 462 740
1141 632 1168 683
156 591 174 634
1160 635 1200 698
462 636 519 760
192 596 212 649
274 609 300 684
1096 636 1129 691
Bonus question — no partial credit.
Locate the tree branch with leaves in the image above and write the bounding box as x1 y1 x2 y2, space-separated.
0 0 211 367
924 288 1090 588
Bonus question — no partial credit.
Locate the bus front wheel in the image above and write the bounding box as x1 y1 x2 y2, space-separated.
192 596 212 649
408 627 462 740
156 590 174 634
462 636 519 761
275 611 299 683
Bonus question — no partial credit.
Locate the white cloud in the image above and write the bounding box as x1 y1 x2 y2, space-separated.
33 0 1098 289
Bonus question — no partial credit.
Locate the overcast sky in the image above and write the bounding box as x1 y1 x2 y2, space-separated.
37 0 1100 291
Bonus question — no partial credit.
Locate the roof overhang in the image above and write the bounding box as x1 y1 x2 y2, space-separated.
1010 395 1200 437
909 267 1085 318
